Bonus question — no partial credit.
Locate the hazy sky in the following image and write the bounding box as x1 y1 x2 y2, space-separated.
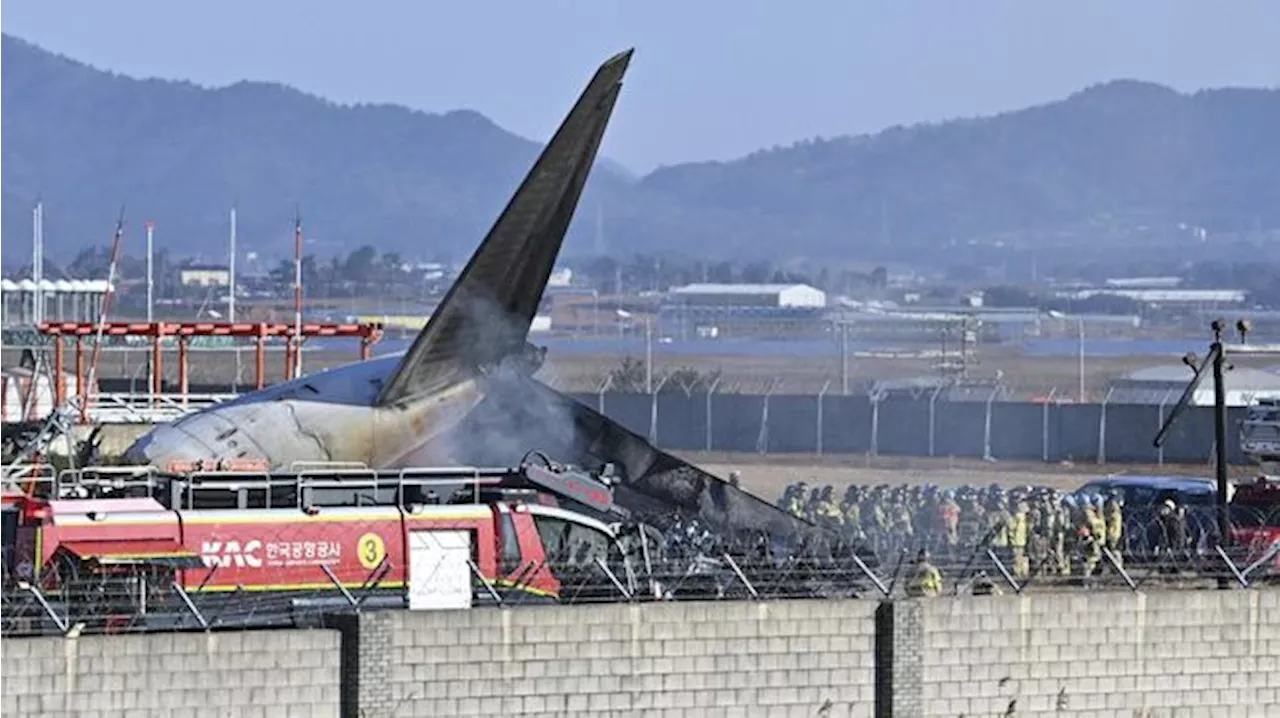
5 1 1278 172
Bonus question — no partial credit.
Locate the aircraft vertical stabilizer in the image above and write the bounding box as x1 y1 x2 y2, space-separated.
375 49 633 407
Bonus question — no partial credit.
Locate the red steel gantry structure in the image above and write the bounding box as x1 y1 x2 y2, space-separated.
37 321 384 422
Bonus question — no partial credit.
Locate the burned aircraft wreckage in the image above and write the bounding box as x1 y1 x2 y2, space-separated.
83 48 868 594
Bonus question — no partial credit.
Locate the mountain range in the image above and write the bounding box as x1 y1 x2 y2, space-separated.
4 33 1279 269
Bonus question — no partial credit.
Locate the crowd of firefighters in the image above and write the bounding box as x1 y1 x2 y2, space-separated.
774 481 1201 597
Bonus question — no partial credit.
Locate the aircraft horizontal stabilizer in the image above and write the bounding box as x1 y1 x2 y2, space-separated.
376 49 633 406
437 374 820 543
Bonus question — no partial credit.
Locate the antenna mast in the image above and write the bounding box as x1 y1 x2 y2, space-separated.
85 210 127 418
32 201 44 325
229 207 237 323
293 210 304 379
145 220 155 322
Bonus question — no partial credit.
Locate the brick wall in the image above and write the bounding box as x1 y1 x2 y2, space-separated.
1 629 341 718
914 590 1280 718
354 599 879 718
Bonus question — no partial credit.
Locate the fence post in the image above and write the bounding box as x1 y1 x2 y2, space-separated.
597 375 612 415
1097 387 1115 464
1041 388 1058 463
816 380 830 455
756 379 779 455
1157 389 1172 466
983 386 1000 461
705 377 721 452
869 389 882 456
648 376 670 444
928 386 943 457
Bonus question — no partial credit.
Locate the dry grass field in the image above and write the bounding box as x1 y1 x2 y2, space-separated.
14 340 1264 399
7 340 1264 499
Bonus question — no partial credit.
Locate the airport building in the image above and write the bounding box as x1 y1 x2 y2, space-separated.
0 278 115 325
1105 364 1280 406
178 265 232 287
660 283 827 338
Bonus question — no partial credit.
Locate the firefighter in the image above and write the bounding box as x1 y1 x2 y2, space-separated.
1028 494 1050 575
906 548 943 598
841 486 863 540
972 570 1003 596
941 490 961 555
959 491 984 545
787 483 808 519
775 483 794 511
1081 498 1106 577
1104 492 1124 567
1156 498 1188 561
816 486 844 528
1054 494 1073 576
1010 498 1030 579
805 487 827 522
985 492 1012 559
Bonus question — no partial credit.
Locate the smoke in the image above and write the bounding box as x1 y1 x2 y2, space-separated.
401 286 584 468
394 288 825 548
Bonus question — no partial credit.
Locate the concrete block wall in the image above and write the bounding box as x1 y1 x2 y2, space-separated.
4 590 1280 717
1 628 341 718
914 590 1280 718
353 599 879 718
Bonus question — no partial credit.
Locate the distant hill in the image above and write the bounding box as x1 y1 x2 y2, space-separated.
4 33 1279 266
628 79 1280 260
0 33 634 264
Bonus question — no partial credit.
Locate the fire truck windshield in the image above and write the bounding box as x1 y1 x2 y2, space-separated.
1230 480 1280 528
531 511 627 579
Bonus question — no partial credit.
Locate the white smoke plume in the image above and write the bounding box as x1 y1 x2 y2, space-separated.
402 287 587 468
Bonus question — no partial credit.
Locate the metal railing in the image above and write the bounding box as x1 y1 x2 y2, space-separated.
83 392 239 423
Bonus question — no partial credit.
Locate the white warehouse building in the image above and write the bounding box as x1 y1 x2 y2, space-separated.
1 278 116 325
666 283 827 309
661 284 827 339
1106 365 1280 406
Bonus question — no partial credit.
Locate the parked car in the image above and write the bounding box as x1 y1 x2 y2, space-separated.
1075 475 1220 555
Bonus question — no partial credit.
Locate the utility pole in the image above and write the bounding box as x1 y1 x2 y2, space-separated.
229 207 237 323
1155 319 1280 559
1077 317 1086 402
145 221 155 322
1210 320 1229 548
839 322 849 394
229 208 241 390
32 201 43 325
293 211 304 379
644 316 653 394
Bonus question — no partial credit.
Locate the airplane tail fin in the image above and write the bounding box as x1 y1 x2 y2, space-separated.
375 49 633 407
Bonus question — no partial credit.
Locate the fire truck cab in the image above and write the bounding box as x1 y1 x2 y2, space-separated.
2 456 651 628
1228 474 1280 572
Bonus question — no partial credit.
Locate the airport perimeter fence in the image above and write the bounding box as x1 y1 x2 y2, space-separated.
566 389 1249 465
5 505 1277 639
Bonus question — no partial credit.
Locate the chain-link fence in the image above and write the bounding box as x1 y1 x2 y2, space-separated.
5 500 1276 639
560 387 1247 464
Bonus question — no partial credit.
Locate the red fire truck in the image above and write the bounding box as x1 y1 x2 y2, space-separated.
1229 474 1280 574
2 456 646 627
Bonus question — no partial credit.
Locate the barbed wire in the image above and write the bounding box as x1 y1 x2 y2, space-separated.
4 502 1276 639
